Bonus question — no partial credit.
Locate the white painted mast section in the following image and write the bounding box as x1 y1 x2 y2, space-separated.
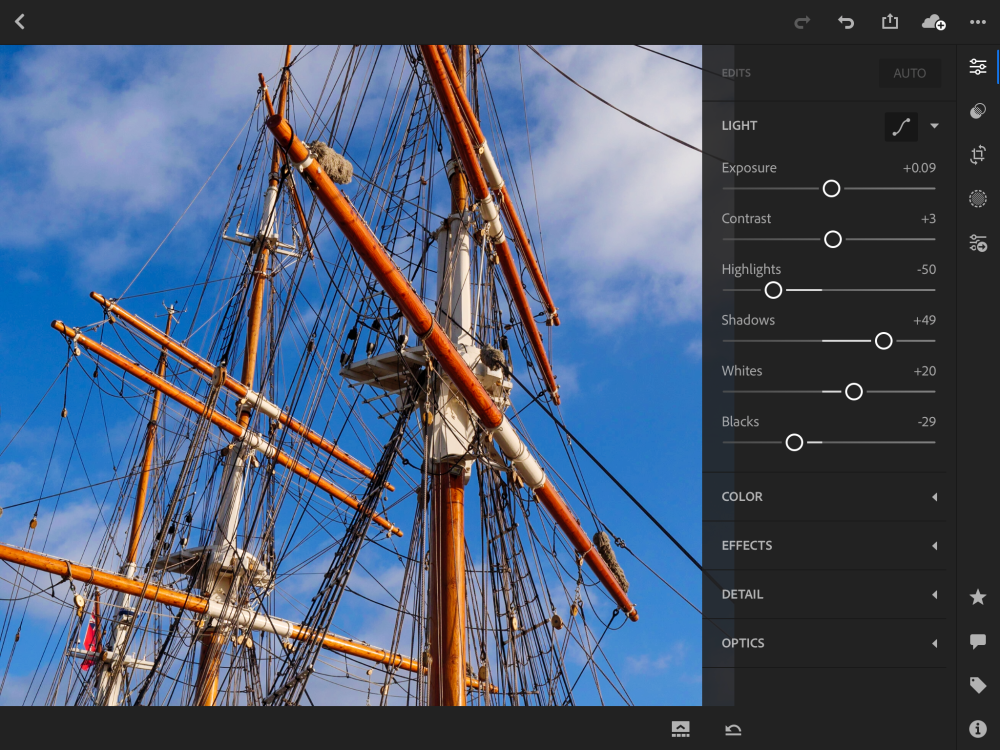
97 560 141 705
99 307 179 706
205 168 279 580
430 213 477 475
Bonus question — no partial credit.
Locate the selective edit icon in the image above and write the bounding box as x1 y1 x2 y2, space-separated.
969 190 987 208
969 59 988 75
970 235 987 252
971 145 986 165
882 14 900 29
672 721 691 738
971 103 986 119
971 677 987 694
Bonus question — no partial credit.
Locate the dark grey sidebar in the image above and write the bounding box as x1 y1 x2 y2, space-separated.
702 43 995 744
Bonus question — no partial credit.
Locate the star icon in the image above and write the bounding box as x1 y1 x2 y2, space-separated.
971 589 986 605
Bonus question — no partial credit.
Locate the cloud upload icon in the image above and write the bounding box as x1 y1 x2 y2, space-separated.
922 14 945 30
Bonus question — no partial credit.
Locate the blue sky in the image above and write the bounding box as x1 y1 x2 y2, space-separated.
0 45 703 705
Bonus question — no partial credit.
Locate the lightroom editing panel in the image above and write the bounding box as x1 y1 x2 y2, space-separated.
0 4 994 745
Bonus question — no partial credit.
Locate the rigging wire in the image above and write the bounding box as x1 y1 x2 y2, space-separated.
506 370 721 590
524 44 721 161
634 44 727 78
118 104 261 300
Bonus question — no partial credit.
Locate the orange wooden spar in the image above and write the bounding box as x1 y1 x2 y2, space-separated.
264 115 505 430
420 45 560 404
0 541 495 691
535 482 638 621
263 107 637 619
434 44 560 328
89 293 392 492
52 321 401 537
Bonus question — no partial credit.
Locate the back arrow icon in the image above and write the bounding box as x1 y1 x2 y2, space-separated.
794 16 811 29
839 16 854 29
15 13 24 29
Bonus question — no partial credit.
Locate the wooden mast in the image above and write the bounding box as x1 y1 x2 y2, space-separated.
96 306 175 706
420 45 561 404
428 45 469 707
125 307 174 567
195 44 292 707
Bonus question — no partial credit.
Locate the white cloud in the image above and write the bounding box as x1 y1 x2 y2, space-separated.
625 639 691 674
0 45 336 288
16 268 41 283
489 45 702 330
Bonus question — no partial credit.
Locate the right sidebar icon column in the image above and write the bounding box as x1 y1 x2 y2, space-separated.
957 44 996 745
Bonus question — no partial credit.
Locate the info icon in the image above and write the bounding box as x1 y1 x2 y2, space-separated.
885 112 919 141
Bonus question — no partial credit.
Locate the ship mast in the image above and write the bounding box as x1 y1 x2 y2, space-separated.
427 44 472 707
96 305 175 706
1 45 644 704
194 44 292 706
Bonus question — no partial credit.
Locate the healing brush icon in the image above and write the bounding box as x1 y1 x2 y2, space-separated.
971 103 986 119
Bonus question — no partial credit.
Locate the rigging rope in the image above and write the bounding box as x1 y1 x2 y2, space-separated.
525 45 721 162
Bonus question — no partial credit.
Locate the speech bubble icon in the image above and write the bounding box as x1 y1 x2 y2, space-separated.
971 634 986 649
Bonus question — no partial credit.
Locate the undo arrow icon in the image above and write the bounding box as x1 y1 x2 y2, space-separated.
838 16 855 29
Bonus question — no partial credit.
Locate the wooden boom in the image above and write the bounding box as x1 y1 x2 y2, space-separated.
52 321 402 537
420 44 561 404
263 109 637 620
88 293 393 492
0 541 493 692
